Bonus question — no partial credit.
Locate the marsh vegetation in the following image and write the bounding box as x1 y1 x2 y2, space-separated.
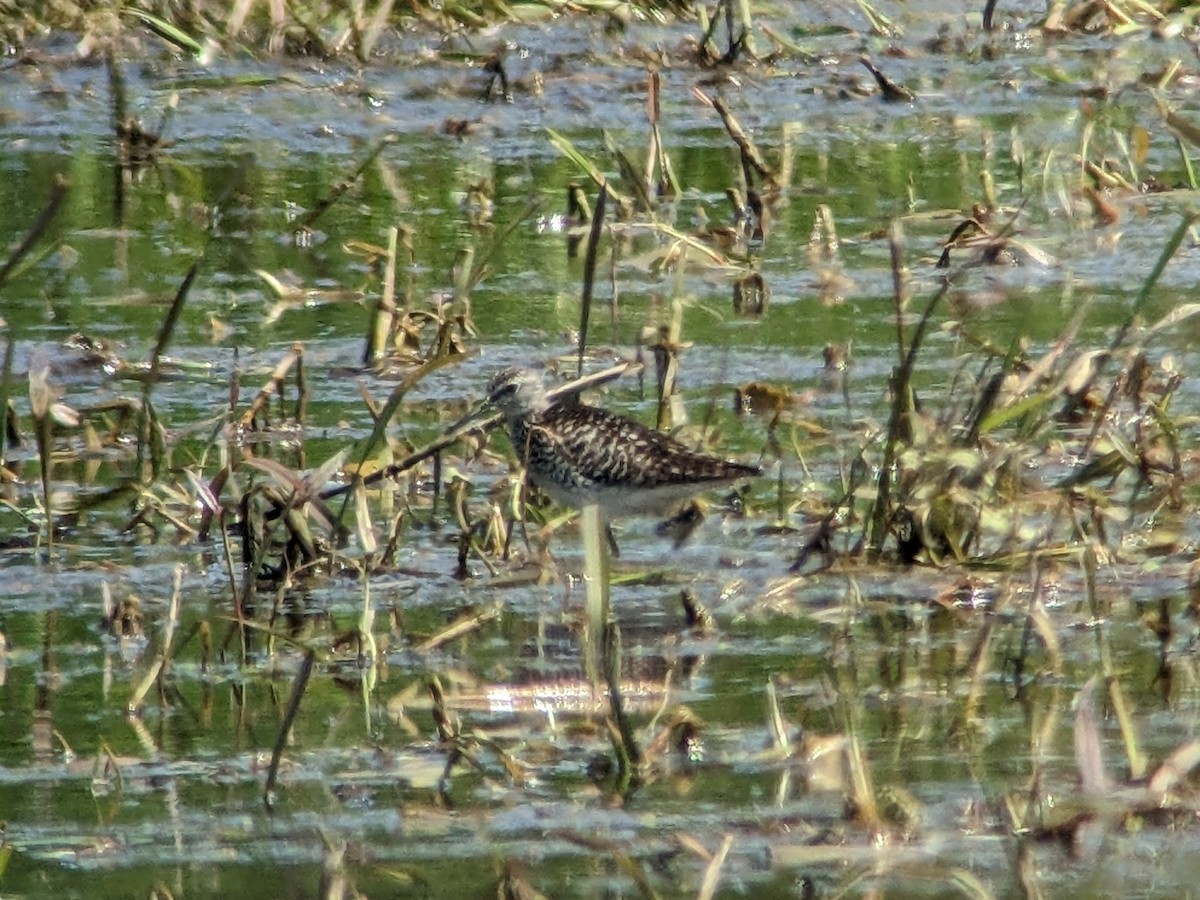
4 0 1200 897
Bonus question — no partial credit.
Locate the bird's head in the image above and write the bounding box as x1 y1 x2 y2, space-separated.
484 367 551 417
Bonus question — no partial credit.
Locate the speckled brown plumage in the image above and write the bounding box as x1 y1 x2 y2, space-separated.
485 367 759 517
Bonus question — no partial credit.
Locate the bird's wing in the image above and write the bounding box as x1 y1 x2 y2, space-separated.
533 404 756 488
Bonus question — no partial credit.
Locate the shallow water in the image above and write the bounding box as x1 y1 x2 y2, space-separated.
3 3 1200 897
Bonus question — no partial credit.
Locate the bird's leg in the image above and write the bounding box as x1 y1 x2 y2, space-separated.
605 523 621 559
515 475 533 555
500 507 516 560
512 430 538 556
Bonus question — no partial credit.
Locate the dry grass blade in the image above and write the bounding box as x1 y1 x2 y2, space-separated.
867 225 947 558
495 858 550 900
264 649 316 809
357 567 377 676
612 220 734 268
244 450 348 505
107 48 127 139
735 0 757 57
238 343 303 428
0 334 13 472
414 604 502 652
645 69 678 198
184 467 222 519
364 225 400 367
354 479 377 555
1082 212 1196 456
961 611 998 728
331 350 464 523
855 0 901 35
1147 739 1200 794
844 726 882 832
425 674 451 739
693 89 776 189
577 181 609 378
1084 547 1146 780
122 8 205 57
1001 298 1092 400
602 620 641 794
318 836 349 900
1023 593 1063 681
0 174 69 290
605 132 655 212
1141 301 1200 340
1074 675 1111 795
296 133 399 231
148 262 199 388
861 55 916 102
765 678 790 750
294 341 309 423
546 128 631 209
128 563 184 714
27 350 51 425
1112 211 1194 348
242 450 349 547
1155 92 1200 149
947 868 997 900
696 833 734 900
889 222 909 364
462 195 543 296
28 349 53 550
1106 674 1145 782
357 0 397 60
653 297 683 430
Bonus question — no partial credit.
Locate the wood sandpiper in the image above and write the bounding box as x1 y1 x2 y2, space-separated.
485 366 760 518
